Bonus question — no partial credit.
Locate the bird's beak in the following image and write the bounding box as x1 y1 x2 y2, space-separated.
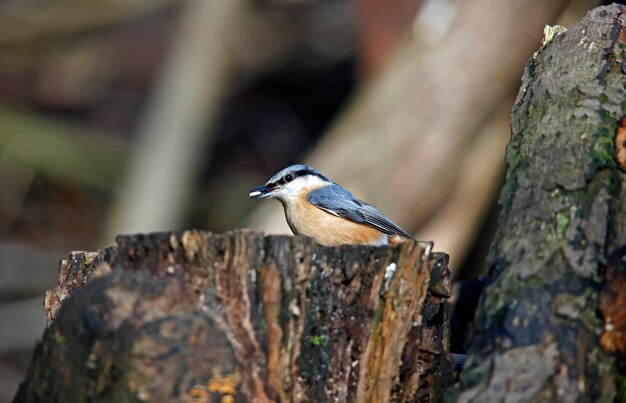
249 184 273 198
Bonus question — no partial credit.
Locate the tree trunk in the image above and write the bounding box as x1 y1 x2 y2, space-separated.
15 230 453 402
454 4 626 402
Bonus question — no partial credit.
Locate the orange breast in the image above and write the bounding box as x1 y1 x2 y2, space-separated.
283 191 387 246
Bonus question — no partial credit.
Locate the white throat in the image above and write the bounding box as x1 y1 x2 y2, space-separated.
272 175 328 205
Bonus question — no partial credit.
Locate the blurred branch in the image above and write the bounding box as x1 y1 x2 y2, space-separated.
0 153 36 235
0 0 180 49
249 0 571 244
0 363 24 403
356 0 422 78
0 297 46 353
0 103 126 189
415 105 510 271
355 0 424 77
0 243 59 300
106 0 247 237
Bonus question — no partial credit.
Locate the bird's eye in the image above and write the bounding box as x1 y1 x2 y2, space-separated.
285 174 293 182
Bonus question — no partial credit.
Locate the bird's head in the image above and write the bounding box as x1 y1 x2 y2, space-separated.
249 164 329 203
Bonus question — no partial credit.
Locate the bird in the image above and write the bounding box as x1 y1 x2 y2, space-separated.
249 164 415 246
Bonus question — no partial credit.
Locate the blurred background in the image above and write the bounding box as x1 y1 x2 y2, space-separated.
0 0 615 400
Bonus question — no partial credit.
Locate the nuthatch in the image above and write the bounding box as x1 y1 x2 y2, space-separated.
249 164 415 246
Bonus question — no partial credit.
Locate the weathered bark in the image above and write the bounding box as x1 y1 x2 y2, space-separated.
454 5 626 402
15 230 453 402
598 245 626 372
106 0 246 238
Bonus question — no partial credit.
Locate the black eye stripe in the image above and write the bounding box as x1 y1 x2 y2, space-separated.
271 168 328 187
281 170 304 184
295 169 310 177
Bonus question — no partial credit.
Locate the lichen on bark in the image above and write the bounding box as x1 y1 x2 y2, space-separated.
16 230 453 402
454 4 626 401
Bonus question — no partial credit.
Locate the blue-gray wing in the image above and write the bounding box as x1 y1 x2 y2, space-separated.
307 184 414 239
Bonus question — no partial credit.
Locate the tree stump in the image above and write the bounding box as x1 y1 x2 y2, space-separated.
454 4 626 402
14 230 453 402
